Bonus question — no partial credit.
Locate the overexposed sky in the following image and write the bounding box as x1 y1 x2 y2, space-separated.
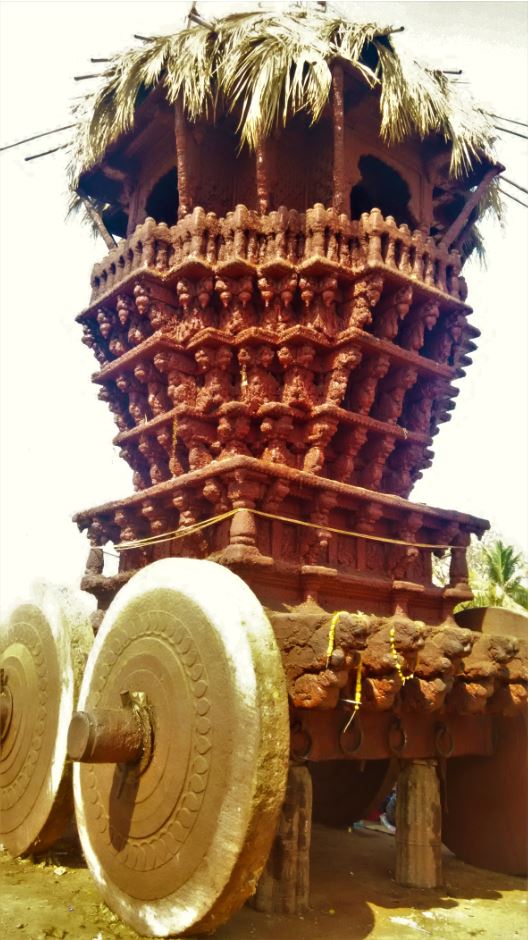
0 0 528 614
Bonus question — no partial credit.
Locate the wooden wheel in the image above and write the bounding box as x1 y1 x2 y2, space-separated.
310 759 396 826
71 558 289 938
0 588 93 855
442 714 527 875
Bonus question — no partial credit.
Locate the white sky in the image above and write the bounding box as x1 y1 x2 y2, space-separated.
0 0 528 614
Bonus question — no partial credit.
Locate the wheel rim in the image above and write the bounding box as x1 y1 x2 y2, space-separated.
73 557 289 937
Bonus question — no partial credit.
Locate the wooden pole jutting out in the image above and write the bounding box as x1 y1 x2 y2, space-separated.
76 189 117 250
174 99 193 219
331 63 347 215
256 139 270 215
440 164 502 249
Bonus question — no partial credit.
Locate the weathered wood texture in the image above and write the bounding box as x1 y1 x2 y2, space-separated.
252 763 313 914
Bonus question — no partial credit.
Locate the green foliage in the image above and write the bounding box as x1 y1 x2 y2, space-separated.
457 533 528 613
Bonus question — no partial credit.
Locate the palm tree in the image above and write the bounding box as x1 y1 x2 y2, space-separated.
463 537 528 612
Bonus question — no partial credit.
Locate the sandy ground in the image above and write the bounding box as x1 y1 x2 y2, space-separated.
0 823 526 940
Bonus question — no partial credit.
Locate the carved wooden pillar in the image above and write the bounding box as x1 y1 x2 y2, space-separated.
395 759 442 888
252 763 312 914
256 138 270 214
331 63 347 215
175 99 193 218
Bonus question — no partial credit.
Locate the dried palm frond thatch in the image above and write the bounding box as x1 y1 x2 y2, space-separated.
68 9 499 181
66 7 503 246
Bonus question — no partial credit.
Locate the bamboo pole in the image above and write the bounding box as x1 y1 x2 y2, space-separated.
331 63 347 215
174 99 193 218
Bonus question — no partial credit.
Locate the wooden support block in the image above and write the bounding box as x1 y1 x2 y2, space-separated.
252 763 313 914
395 758 442 888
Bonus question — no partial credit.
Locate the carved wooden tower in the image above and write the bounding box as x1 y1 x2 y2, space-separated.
1 10 526 938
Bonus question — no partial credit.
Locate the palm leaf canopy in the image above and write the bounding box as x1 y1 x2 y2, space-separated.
69 6 500 191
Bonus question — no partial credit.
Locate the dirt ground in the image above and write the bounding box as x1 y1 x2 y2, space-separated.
0 823 526 940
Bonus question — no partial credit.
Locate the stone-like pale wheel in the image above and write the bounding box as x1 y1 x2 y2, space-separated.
71 558 290 938
0 587 93 855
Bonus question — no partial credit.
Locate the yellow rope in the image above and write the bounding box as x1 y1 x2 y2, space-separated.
326 611 349 666
116 506 456 552
352 658 363 715
389 624 416 684
342 658 364 733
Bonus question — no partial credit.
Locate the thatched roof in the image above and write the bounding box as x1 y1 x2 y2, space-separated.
68 7 502 250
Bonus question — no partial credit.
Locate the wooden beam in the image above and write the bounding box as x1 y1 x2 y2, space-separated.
331 63 347 215
255 139 270 215
439 163 503 249
174 99 193 219
76 188 117 250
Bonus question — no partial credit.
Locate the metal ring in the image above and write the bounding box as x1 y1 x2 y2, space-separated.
435 722 455 758
339 712 363 756
290 719 312 762
388 715 408 756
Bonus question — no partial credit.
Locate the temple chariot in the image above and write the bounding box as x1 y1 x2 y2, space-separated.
1 7 527 937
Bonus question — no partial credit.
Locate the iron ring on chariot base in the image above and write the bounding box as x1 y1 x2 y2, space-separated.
339 701 363 756
290 718 313 761
435 722 455 758
387 715 408 756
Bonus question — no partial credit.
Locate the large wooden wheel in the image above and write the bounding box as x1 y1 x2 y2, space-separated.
442 713 527 876
0 588 93 855
71 558 289 938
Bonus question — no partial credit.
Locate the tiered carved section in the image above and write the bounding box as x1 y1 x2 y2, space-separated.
86 207 467 306
74 456 486 615
78 207 477 501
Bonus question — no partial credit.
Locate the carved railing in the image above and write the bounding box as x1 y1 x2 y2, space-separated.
89 205 467 305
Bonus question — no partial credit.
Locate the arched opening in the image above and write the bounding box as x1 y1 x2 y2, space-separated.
145 168 178 226
350 154 416 227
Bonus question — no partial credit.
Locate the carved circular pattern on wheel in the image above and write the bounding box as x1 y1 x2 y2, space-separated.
74 558 290 938
0 589 93 855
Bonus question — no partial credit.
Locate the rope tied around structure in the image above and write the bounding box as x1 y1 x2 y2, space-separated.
114 506 461 552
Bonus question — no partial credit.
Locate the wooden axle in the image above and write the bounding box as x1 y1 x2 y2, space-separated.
67 691 152 766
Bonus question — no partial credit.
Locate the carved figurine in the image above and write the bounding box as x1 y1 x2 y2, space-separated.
399 300 440 352
82 322 109 366
137 433 171 485
195 345 234 414
258 271 298 332
216 275 256 334
134 280 174 333
176 276 217 342
216 410 253 458
342 272 384 331
260 413 296 466
277 343 318 411
175 415 216 470
347 353 390 415
358 435 396 489
320 344 362 406
237 344 279 412
331 425 368 483
153 349 197 409
98 384 131 432
303 416 338 474
372 285 413 341
134 360 171 416
299 273 340 339
373 366 418 424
